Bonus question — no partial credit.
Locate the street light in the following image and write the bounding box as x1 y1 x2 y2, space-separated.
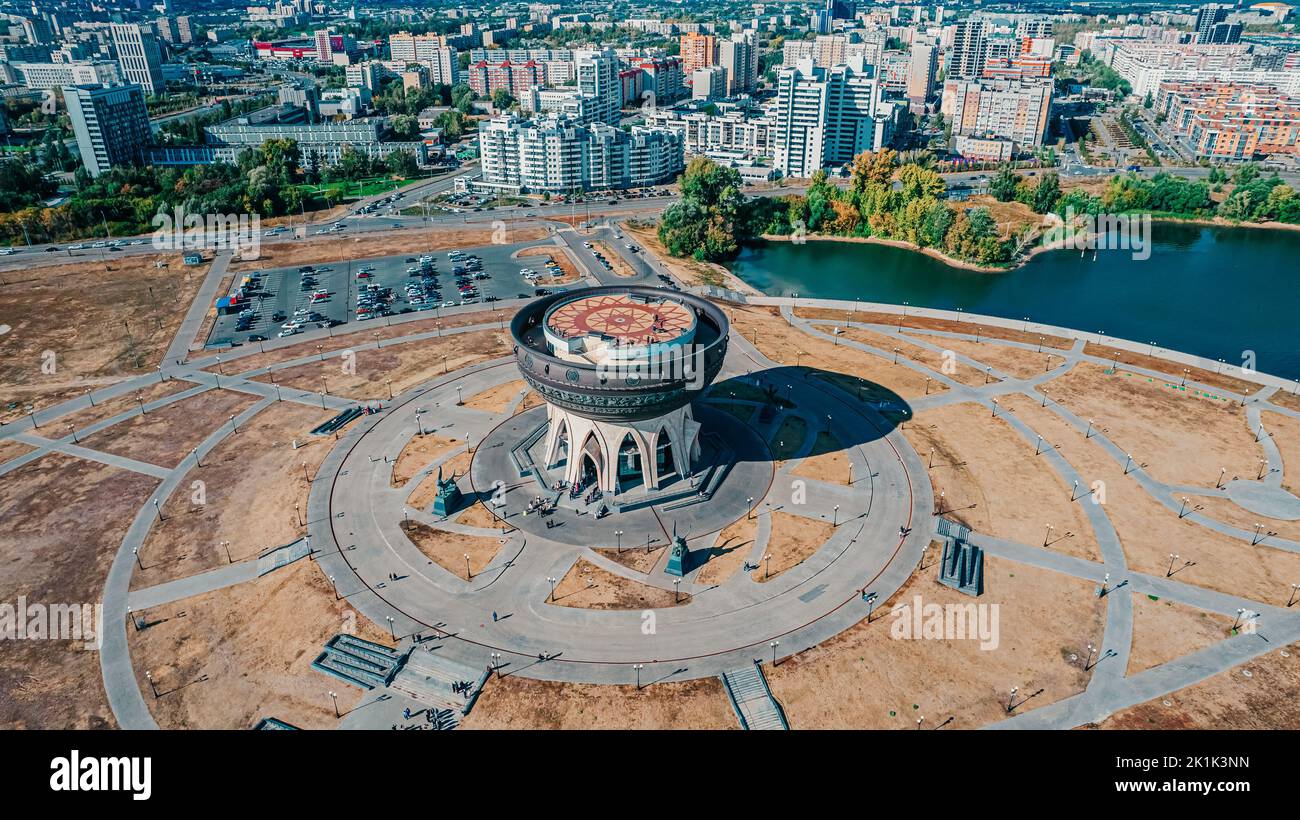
1166 553 1180 577
547 576 557 601
770 640 780 665
633 663 644 689
329 691 339 717
615 529 624 553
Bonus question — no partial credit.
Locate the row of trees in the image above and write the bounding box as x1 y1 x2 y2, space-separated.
0 137 424 246
659 152 1021 268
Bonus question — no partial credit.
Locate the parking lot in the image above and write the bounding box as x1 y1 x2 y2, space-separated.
205 238 584 348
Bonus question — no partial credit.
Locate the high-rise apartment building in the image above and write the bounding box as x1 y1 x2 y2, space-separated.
575 48 621 125
719 31 758 95
63 83 152 177
907 38 939 107
772 57 893 178
680 33 717 74
943 77 1053 150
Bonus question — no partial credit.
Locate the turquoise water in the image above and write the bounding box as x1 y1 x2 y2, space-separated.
729 222 1300 380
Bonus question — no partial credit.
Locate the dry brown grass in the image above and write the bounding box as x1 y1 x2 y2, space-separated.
1041 362 1262 490
792 306 1074 349
901 401 1101 562
389 434 460 487
130 401 334 589
999 394 1300 605
462 378 526 414
594 545 664 573
399 520 504 579
551 557 688 609
1099 641 1300 729
766 555 1102 728
462 674 736 729
925 336 1056 380
1185 493 1300 543
694 515 756 586
842 326 993 387
78 388 261 469
731 304 945 401
0 453 159 728
1083 342 1259 396
128 559 393 729
0 437 34 464
1127 594 1234 675
1264 410 1300 496
0 252 204 422
251 330 512 402
212 310 503 374
407 451 472 510
58 378 192 430
752 512 836 581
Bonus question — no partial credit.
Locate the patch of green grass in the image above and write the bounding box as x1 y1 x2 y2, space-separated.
769 415 808 460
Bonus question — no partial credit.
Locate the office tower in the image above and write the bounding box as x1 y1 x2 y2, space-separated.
110 23 165 95
1203 22 1243 44
826 0 856 20
63 83 151 177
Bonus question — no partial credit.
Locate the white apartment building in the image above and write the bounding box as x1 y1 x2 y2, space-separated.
645 108 773 159
575 48 622 126
1110 42 1300 97
476 114 683 194
772 56 895 178
14 60 121 90
783 32 886 71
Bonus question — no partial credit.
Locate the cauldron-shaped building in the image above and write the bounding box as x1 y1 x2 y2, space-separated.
511 286 729 495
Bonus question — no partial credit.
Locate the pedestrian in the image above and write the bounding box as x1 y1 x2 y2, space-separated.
492 611 498 622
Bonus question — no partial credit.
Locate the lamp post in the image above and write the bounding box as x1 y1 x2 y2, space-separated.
634 663 644 690
547 576 557 601
833 504 839 526
1167 553 1180 577
464 553 471 579
615 529 624 553
385 615 396 641
1006 686 1018 713
673 578 681 603
220 540 232 564
1043 524 1054 547
329 691 339 718
770 640 780 666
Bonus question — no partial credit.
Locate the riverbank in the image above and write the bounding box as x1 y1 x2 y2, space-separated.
759 232 1015 273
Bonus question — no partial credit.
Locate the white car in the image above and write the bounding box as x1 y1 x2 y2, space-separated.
278 327 299 338
69 244 85 250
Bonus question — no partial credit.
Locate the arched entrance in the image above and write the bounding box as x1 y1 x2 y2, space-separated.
656 427 676 483
617 433 643 492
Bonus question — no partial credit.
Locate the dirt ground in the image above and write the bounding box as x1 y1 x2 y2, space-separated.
516 246 582 284
462 674 736 729
1098 641 1300 729
251 331 512 402
752 512 836 581
130 401 334 590
1082 342 1259 396
208 310 502 374
455 500 504 530
127 559 393 729
1126 593 1234 675
792 306 1074 350
389 434 460 487
1042 362 1262 490
1270 390 1300 414
462 378 526 414
792 430 850 484
694 515 757 585
551 558 688 609
765 555 1103 728
923 336 1057 380
730 305 945 401
1263 410 1300 496
407 451 472 510
0 437 33 464
842 326 993 387
1187 493 1300 543
78 388 261 469
999 394 1300 605
594 545 663 573
399 520 503 579
227 225 550 272
0 252 204 422
901 401 1101 562
0 452 159 728
58 378 192 431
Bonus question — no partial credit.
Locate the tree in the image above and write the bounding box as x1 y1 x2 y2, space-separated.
389 114 419 140
898 164 946 201
491 88 516 110
990 165 1019 202
385 150 420 178
1030 171 1061 214
658 157 750 262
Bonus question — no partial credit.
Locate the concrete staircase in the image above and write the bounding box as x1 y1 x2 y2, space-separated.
722 663 788 730
389 646 489 721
